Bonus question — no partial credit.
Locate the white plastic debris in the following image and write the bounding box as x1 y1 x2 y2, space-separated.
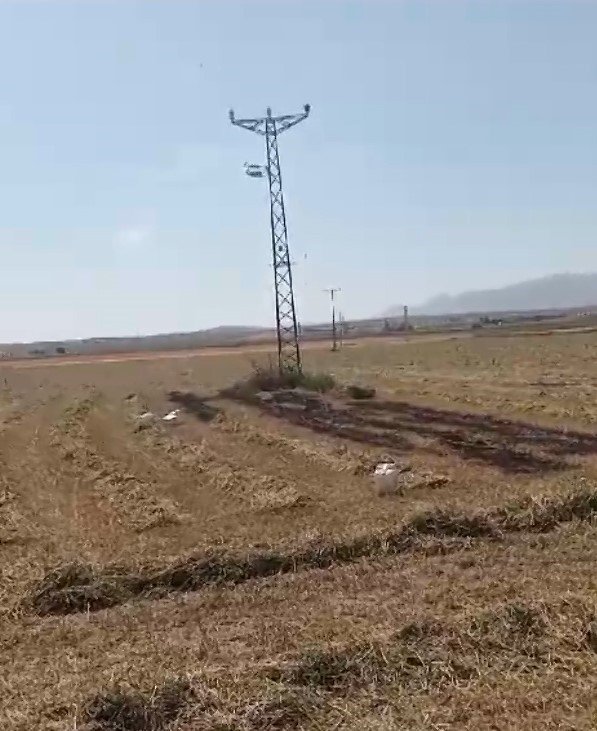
133 411 157 431
372 462 401 496
136 411 155 422
162 409 181 422
278 402 307 412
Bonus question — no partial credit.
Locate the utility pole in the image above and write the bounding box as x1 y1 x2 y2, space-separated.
230 104 310 375
324 288 341 352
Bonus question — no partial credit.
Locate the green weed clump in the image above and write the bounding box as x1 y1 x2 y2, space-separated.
251 363 335 393
224 363 335 399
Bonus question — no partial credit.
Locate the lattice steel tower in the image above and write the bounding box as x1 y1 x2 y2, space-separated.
229 104 310 374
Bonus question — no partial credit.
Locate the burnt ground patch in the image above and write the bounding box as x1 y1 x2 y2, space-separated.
225 387 597 474
167 391 221 422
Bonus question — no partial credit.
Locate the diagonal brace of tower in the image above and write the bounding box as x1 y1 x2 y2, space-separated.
229 104 310 374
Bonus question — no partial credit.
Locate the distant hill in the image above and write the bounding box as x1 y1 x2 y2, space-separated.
385 273 597 316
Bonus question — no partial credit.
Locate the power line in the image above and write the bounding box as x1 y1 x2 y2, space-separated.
229 104 311 375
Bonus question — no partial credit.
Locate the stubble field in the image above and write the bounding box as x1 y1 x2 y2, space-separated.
2 331 597 730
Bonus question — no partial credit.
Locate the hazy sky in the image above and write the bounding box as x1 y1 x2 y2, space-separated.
0 0 596 341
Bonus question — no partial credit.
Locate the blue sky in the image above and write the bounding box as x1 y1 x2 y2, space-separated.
0 0 596 341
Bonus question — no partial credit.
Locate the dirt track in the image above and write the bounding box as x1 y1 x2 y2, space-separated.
0 332 467 369
6 321 597 370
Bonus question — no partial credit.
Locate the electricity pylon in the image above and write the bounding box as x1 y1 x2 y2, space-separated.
230 104 310 374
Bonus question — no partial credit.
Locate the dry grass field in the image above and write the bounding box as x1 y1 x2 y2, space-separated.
2 330 597 730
